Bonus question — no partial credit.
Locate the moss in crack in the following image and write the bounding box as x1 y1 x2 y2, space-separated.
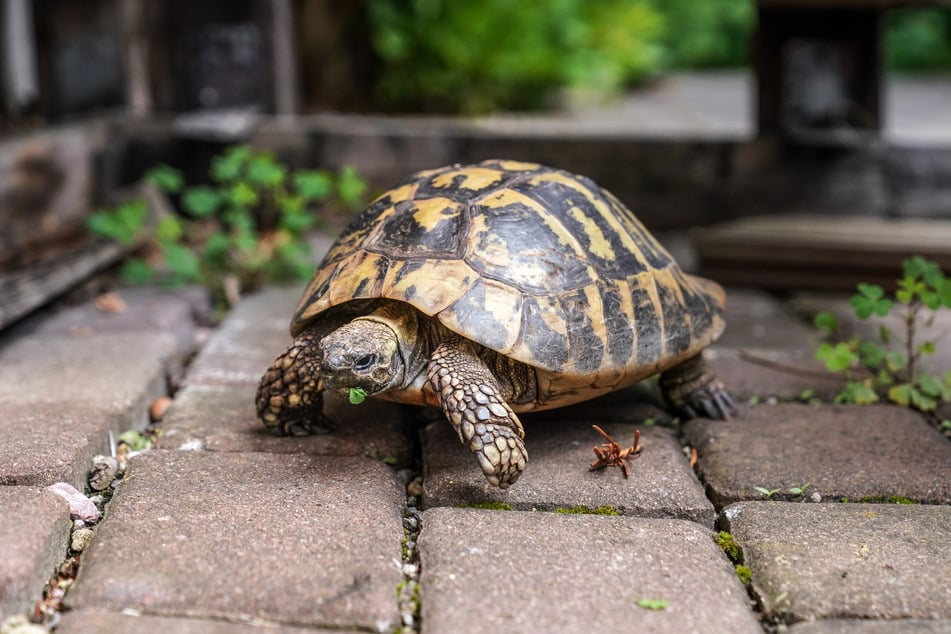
713 531 741 561
458 501 513 511
553 505 620 516
734 564 752 585
858 495 918 504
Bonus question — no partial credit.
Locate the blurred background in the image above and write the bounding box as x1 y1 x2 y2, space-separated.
1 0 950 324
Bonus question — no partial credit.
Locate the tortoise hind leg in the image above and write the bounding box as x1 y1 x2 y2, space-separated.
256 328 331 436
659 353 737 420
428 335 528 489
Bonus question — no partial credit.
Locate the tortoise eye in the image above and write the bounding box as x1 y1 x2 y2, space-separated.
354 354 376 371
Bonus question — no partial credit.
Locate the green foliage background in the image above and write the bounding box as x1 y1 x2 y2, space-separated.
367 0 951 114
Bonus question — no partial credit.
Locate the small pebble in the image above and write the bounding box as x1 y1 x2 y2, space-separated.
88 455 119 491
402 516 418 532
149 396 173 422
46 483 100 523
810 491 822 503
71 528 94 553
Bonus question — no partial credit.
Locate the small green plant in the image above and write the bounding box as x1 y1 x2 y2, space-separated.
88 145 367 307
814 256 951 412
787 483 811 496
754 483 811 499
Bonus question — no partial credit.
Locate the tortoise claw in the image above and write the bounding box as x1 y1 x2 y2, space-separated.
682 382 737 421
269 414 332 437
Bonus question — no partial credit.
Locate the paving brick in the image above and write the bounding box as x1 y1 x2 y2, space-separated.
684 403 951 506
788 619 951 633
0 487 71 618
418 507 761 634
56 609 351 633
154 383 414 468
0 332 176 431
0 401 120 488
717 288 817 351
422 417 715 526
66 450 405 632
183 287 299 388
722 502 951 622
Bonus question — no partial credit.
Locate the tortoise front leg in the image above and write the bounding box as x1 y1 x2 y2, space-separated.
428 335 528 488
256 328 331 436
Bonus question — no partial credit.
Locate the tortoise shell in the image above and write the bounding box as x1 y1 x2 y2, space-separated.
293 159 725 395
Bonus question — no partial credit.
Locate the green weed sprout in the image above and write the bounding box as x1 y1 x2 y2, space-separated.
814 256 951 412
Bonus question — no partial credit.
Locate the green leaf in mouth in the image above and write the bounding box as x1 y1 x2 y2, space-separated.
349 388 368 405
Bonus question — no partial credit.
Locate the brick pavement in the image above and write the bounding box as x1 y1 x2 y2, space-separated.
1 284 949 633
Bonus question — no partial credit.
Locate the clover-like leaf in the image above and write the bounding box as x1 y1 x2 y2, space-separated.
884 351 907 373
146 164 184 193
887 383 913 407
836 381 879 405
156 215 184 243
849 283 892 319
337 165 368 209
182 186 222 217
817 342 857 372
162 242 201 282
247 154 286 188
813 311 838 332
858 340 885 369
228 181 259 208
211 145 252 183
918 373 951 401
294 170 334 201
349 387 368 405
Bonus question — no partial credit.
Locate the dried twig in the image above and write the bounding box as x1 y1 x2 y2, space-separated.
589 425 643 478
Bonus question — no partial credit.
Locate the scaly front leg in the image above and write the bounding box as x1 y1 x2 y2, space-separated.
428 335 528 488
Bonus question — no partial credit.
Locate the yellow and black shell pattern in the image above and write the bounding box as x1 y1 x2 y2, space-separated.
293 159 726 387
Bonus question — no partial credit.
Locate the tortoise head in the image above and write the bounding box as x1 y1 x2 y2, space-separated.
319 318 406 397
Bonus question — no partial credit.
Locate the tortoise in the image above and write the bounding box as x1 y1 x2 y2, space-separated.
256 159 735 488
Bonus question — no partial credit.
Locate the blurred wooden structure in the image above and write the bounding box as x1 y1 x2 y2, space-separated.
695 215 951 289
754 0 951 141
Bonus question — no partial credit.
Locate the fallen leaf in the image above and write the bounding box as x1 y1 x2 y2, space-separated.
95 292 127 314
